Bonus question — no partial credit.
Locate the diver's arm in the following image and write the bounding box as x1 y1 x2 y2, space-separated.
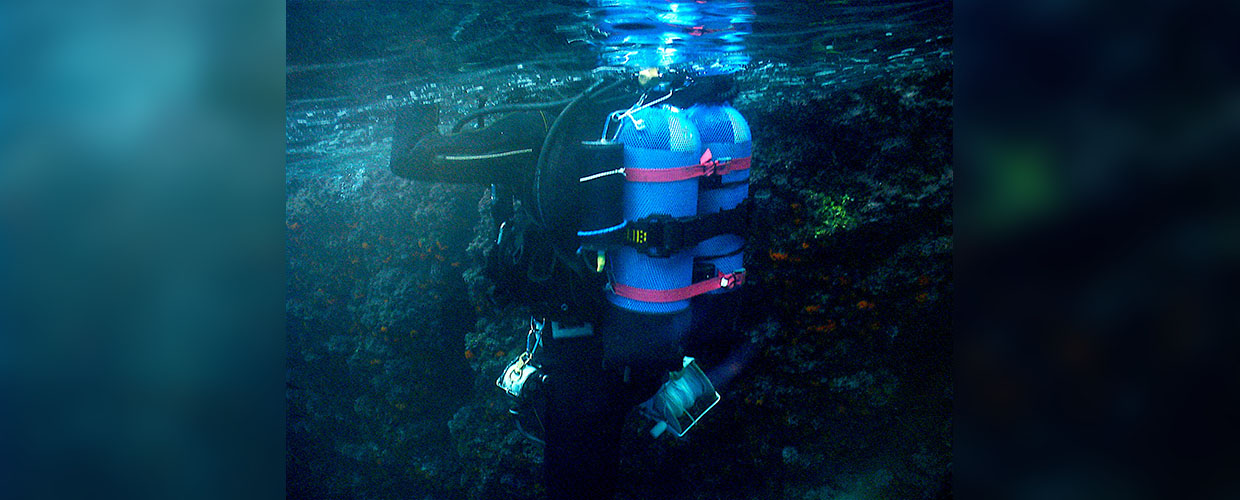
389 107 551 185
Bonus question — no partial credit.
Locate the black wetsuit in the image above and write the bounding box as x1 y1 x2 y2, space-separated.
389 76 746 499
390 106 551 186
391 80 674 500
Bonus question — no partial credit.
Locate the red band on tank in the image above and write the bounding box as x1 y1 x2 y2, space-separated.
624 149 751 183
611 270 746 303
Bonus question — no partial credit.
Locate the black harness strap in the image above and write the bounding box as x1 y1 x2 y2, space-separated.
581 199 750 258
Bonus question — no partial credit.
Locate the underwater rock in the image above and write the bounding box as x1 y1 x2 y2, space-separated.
287 60 952 499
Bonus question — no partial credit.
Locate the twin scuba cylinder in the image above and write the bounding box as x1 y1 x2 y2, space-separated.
581 98 751 436
579 101 752 333
497 85 752 440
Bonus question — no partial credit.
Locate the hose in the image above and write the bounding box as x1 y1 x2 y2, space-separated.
450 98 577 133
534 77 626 226
527 77 631 280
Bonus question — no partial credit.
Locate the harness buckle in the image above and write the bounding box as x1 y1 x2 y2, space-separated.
628 214 681 258
720 269 745 290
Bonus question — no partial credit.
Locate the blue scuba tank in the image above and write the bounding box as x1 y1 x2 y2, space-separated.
685 103 751 290
607 104 701 314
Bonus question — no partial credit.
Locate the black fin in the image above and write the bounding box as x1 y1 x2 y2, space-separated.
389 104 439 175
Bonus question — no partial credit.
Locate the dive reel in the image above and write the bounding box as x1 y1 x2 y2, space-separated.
496 319 549 444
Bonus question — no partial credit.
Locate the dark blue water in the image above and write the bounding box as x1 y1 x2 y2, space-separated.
286 0 951 182
286 2 952 499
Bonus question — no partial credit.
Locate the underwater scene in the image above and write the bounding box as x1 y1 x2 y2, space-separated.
286 1 952 499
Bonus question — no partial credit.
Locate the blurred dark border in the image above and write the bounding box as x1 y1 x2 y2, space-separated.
956 0 1240 498
0 1 285 499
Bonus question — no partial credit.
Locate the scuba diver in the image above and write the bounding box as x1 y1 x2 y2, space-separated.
389 66 754 499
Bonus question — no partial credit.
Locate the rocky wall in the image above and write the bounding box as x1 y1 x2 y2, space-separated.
286 62 952 500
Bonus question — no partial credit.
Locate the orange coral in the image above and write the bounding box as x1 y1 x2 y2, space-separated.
464 350 474 360
807 319 837 334
856 300 875 310
769 250 788 261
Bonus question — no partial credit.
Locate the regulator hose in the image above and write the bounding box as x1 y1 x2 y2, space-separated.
451 98 577 133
